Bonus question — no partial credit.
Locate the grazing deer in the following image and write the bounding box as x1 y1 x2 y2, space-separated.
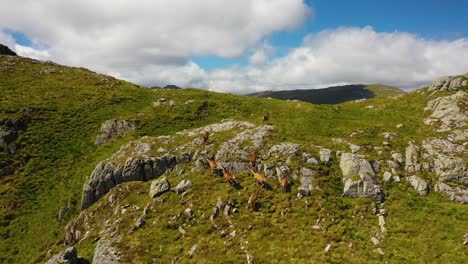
222 167 236 186
262 112 270 123
207 158 218 173
248 190 260 210
201 131 209 144
280 176 288 191
248 154 257 168
252 170 267 187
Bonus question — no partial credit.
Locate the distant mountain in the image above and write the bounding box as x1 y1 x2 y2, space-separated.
0 44 17 56
151 84 182 89
247 84 404 104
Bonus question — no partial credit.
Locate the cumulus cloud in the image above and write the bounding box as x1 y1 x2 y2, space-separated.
201 27 468 93
0 0 310 78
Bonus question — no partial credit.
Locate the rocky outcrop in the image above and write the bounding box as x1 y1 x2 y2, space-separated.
428 74 468 92
269 143 300 158
405 141 421 173
81 154 179 209
0 44 17 56
45 247 78 264
171 179 193 194
423 91 468 132
297 176 313 198
407 175 429 196
340 153 384 203
92 238 120 264
434 183 468 204
95 120 137 145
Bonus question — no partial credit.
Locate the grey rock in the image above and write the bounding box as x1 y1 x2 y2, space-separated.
434 155 466 185
149 177 171 198
263 163 276 178
188 244 198 257
135 217 145 228
424 91 468 131
92 238 120 264
184 208 194 217
45 247 78 264
319 148 332 164
382 171 392 182
340 153 384 203
275 165 290 181
58 206 68 221
95 120 137 145
172 180 193 194
370 237 380 246
349 144 361 153
405 141 421 173
81 154 177 210
434 182 468 204
407 175 429 196
387 160 400 170
391 152 403 163
297 176 313 198
269 143 300 157
428 74 468 92
300 167 316 177
306 157 319 165
169 100 176 107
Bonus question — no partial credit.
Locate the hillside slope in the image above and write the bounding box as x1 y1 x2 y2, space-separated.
0 55 467 263
248 84 404 104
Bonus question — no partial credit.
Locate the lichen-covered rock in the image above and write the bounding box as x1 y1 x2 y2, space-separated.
269 143 300 157
95 120 137 145
423 91 468 132
407 175 429 196
297 177 313 198
405 141 421 173
171 180 193 194
45 247 78 264
149 177 171 198
340 153 384 202
92 238 120 264
428 74 468 92
319 148 332 164
434 183 468 204
433 155 467 186
81 154 177 209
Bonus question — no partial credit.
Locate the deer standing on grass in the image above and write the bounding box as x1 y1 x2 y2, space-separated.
206 158 218 174
252 170 267 187
280 176 288 191
262 112 270 123
201 131 209 144
248 189 260 210
222 166 236 186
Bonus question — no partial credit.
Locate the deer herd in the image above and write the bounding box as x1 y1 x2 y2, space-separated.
200 113 289 212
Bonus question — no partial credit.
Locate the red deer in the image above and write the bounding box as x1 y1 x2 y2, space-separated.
248 190 260 210
262 112 270 123
222 167 236 186
252 171 267 187
280 176 287 191
201 131 209 144
207 159 218 173
248 154 257 168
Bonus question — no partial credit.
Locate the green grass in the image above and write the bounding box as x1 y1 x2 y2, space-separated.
0 55 467 263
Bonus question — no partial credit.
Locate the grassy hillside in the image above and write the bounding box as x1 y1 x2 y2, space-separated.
0 55 466 263
248 84 404 104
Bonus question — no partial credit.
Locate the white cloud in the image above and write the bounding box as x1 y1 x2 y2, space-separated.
201 27 468 93
15 44 51 60
249 43 274 65
0 0 310 81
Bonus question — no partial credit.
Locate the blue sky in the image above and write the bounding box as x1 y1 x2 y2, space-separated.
1 0 467 92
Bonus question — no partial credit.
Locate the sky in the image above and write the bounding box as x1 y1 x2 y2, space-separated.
1 0 467 93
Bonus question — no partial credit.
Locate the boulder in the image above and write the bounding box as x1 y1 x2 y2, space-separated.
405 142 421 173
297 177 313 198
95 120 137 145
172 180 193 194
340 153 384 203
149 177 171 198
434 182 468 204
92 238 120 264
319 148 332 164
45 247 78 264
382 171 392 182
407 175 429 196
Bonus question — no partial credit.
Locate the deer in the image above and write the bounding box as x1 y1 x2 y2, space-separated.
262 112 270 123
252 170 267 187
222 165 237 186
248 153 257 168
206 158 218 174
201 131 209 144
280 176 288 191
248 189 260 210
